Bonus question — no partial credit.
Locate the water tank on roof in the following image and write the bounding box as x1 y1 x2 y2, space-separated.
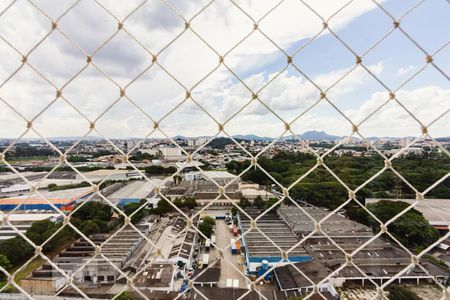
258 260 271 281
261 260 269 270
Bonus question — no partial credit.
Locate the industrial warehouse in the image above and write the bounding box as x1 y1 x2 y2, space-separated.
272 206 450 292
238 209 312 273
0 187 93 211
163 170 242 206
0 163 448 299
107 179 162 207
21 222 149 294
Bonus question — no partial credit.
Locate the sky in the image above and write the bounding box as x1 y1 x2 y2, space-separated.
0 0 448 141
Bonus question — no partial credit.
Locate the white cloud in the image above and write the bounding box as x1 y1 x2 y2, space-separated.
396 65 418 76
285 86 450 138
0 1 447 139
348 85 450 137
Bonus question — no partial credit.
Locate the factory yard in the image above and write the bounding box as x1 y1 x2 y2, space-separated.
210 219 247 289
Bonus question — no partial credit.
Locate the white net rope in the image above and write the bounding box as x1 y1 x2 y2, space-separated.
0 0 448 299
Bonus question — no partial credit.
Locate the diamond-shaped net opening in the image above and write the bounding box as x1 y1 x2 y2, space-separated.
0 0 449 299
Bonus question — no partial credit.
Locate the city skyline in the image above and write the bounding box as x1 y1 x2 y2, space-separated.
1 129 449 142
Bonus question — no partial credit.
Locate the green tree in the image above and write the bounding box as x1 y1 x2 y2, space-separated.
151 198 174 215
0 254 10 280
198 222 213 238
116 291 134 300
130 151 155 161
0 237 33 265
239 197 250 208
183 197 197 209
367 200 439 249
387 285 420 300
80 220 100 236
123 200 149 224
93 219 109 232
73 201 112 222
47 183 57 190
227 150 450 209
253 195 265 209
173 198 183 208
202 216 215 226
265 198 279 210
231 206 237 216
67 155 89 162
0 254 11 270
48 181 91 192
145 165 177 175
242 169 267 186
26 220 62 252
198 216 215 238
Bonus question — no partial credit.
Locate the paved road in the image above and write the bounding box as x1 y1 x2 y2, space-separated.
211 219 248 288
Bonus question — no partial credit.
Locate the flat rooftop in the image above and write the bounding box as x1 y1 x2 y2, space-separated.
134 263 174 288
275 205 450 287
279 206 371 237
81 169 130 176
5 213 61 222
108 180 162 200
188 287 333 300
240 209 309 258
274 260 330 290
28 224 148 282
1 179 84 193
0 171 46 182
0 186 92 205
241 188 275 198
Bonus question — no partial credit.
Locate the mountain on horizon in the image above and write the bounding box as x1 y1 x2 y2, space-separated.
291 130 342 141
233 131 342 141
231 134 274 142
2 132 449 143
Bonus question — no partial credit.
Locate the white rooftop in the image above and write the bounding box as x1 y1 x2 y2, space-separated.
202 171 236 179
6 213 62 222
109 180 162 199
241 188 275 198
0 172 46 181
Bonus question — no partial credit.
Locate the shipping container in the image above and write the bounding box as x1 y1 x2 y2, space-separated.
233 224 238 237
202 254 209 268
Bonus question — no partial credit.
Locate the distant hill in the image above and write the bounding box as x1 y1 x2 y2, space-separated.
232 134 274 142
293 130 341 141
208 137 238 149
436 137 450 142
172 135 188 140
7 132 447 144
233 131 342 142
366 136 416 141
